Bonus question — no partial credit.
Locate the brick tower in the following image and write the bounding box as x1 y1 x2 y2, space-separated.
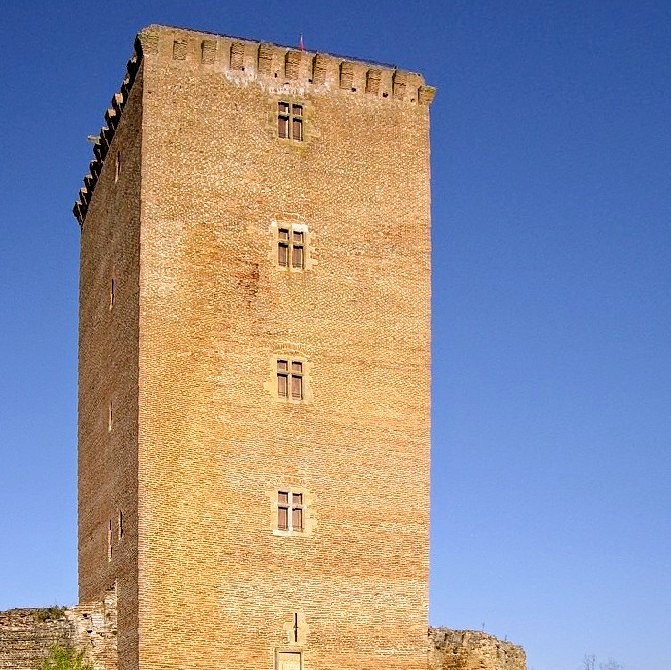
74 25 435 670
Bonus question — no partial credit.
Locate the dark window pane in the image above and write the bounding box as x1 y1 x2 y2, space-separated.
292 245 303 268
292 493 303 506
292 507 303 531
291 375 303 400
277 360 289 371
279 228 290 241
293 231 304 243
278 102 290 114
291 361 303 374
278 506 289 530
278 243 289 266
278 491 289 504
278 373 288 397
292 118 303 141
292 104 302 116
278 116 289 138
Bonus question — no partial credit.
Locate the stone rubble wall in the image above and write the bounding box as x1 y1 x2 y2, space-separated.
0 609 72 670
0 591 117 670
67 590 117 670
428 628 527 670
1 602 523 670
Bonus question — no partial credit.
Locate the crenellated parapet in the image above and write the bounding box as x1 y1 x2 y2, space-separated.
72 40 143 226
73 24 436 226
135 25 436 103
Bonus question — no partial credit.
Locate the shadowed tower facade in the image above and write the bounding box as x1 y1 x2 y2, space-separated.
75 24 435 670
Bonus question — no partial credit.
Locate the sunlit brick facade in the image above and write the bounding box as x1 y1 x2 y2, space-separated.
76 24 434 670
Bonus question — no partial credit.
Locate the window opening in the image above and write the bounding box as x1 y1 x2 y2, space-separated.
115 152 121 183
118 510 123 540
277 359 303 401
277 490 304 532
109 277 115 309
277 226 305 269
108 400 113 432
278 102 303 141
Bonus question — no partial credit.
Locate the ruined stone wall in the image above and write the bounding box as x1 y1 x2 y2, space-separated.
0 610 71 670
428 628 526 670
0 591 117 670
1 612 524 670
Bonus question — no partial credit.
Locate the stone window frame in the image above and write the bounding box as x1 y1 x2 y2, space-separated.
269 486 314 538
269 98 312 146
276 489 304 532
277 101 303 141
276 358 304 401
269 219 316 273
277 226 305 269
263 347 314 404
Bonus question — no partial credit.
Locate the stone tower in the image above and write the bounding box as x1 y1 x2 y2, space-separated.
74 24 435 670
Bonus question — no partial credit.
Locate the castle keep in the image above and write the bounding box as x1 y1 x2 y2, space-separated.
0 23 529 670
74 24 434 670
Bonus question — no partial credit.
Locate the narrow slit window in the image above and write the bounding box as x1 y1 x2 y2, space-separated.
115 152 121 183
109 277 115 309
118 510 123 540
108 400 113 432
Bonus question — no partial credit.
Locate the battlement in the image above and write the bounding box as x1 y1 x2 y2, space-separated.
72 24 436 226
72 41 141 226
137 24 435 101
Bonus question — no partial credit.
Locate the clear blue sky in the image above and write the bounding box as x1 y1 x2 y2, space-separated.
0 2 669 669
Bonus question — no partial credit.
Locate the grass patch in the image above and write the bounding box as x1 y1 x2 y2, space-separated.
34 607 66 623
40 645 92 670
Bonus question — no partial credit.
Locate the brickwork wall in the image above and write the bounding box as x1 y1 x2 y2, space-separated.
77 62 143 670
0 591 117 670
75 23 435 670
69 590 118 670
1 606 523 670
134 25 431 670
0 610 71 670
428 629 526 670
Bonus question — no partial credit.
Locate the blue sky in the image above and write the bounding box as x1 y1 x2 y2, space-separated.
1 2 669 669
